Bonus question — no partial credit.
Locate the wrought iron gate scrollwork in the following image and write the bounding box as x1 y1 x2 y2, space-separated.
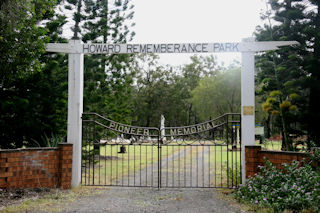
82 112 241 188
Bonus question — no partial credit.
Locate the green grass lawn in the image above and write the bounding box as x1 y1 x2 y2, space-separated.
257 139 309 152
206 145 241 188
257 140 282 151
159 143 241 188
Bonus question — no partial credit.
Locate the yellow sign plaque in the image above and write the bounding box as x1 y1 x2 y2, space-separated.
243 106 254 115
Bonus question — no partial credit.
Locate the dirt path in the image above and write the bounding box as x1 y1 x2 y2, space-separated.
119 145 195 187
119 145 221 188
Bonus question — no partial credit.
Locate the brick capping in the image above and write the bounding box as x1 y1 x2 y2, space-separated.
245 145 311 179
245 145 261 148
58 142 72 145
0 143 73 189
0 147 59 152
259 150 309 155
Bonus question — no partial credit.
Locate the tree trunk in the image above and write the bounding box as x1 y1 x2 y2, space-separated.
280 111 293 151
72 0 82 39
187 104 192 125
265 114 271 138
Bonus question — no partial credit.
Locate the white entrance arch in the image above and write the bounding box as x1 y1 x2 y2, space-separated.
46 38 298 187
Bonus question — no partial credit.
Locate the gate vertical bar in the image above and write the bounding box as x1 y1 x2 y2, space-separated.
159 141 162 188
151 143 153 187
226 115 229 188
93 121 96 185
231 122 234 187
158 135 161 188
239 115 242 185
145 145 148 186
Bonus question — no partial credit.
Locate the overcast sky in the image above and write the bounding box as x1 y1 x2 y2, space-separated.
131 0 266 66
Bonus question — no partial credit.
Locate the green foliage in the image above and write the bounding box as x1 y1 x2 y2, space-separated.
310 148 320 166
256 0 320 149
0 0 67 149
0 0 50 81
59 0 136 125
227 166 241 187
81 143 99 163
132 54 185 127
32 133 64 147
255 0 320 147
236 159 320 212
132 54 220 127
269 90 281 97
81 0 135 124
191 67 241 120
261 89 300 150
64 0 85 39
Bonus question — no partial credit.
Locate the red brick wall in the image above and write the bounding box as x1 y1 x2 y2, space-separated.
245 146 262 178
0 143 72 189
245 145 309 178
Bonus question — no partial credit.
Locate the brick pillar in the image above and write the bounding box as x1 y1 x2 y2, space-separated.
245 145 261 179
58 143 73 189
0 152 9 188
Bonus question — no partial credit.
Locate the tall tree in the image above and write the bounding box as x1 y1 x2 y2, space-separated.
81 0 135 124
190 67 241 121
0 0 65 148
63 0 87 39
132 54 178 127
180 55 219 124
33 10 69 146
255 0 320 149
131 54 220 127
305 0 320 145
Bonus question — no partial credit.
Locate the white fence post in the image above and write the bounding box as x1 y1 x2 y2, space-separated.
67 40 84 187
241 37 256 184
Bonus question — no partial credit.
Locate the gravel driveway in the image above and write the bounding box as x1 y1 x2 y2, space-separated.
58 145 245 213
60 187 245 213
117 144 233 188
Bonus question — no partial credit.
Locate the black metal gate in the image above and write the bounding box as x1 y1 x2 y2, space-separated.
82 113 241 188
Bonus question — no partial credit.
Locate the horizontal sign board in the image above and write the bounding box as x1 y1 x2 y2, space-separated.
46 41 299 54
83 43 240 54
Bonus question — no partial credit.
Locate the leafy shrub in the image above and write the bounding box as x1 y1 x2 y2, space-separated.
226 166 241 187
311 148 320 168
235 159 320 212
32 133 64 147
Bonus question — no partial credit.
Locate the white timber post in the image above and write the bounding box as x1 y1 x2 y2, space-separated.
241 37 256 184
237 126 240 144
67 39 84 187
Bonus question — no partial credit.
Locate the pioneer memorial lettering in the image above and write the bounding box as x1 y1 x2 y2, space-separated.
167 121 216 136
108 121 150 136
